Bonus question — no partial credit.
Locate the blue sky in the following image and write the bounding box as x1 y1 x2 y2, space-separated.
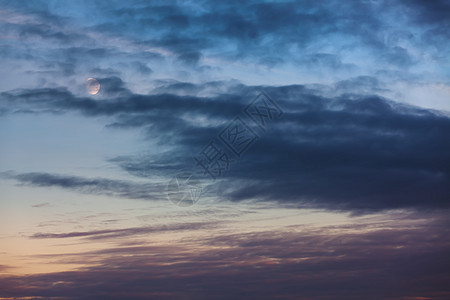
0 0 450 299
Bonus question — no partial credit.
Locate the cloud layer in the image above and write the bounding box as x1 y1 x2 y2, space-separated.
1 211 449 299
1 1 450 299
2 80 449 212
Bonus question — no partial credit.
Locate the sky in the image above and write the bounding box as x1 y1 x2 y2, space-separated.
0 0 449 299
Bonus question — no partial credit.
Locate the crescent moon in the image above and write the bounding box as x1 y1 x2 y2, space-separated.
86 78 100 95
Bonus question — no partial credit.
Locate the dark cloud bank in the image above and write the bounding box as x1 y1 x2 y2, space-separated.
1 78 449 213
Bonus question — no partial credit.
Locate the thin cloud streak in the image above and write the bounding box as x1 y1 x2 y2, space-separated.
1 171 166 201
30 221 219 240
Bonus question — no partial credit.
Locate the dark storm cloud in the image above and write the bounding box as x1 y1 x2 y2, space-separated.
1 172 166 201
1 81 450 212
1 213 449 299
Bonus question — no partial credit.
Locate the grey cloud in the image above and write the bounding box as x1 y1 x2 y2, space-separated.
17 24 86 43
32 202 51 208
177 52 202 66
381 46 415 67
89 67 122 77
334 76 387 95
2 172 166 201
97 76 132 96
130 61 152 75
398 0 450 25
1 80 449 212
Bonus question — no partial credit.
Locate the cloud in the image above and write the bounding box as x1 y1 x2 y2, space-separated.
1 2 449 299
32 202 51 208
1 80 449 212
1 172 166 201
130 61 152 75
1 212 449 299
31 221 217 240
1 0 449 95
97 76 131 96
334 76 386 95
89 66 121 77
177 51 202 66
398 0 450 25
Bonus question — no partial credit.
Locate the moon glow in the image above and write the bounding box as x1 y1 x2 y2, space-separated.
86 78 100 95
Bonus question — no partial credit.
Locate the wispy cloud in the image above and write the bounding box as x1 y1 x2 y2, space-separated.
1 171 166 201
1 211 449 299
32 202 51 208
30 221 219 240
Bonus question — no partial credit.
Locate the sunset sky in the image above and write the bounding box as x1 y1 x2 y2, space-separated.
1 0 450 299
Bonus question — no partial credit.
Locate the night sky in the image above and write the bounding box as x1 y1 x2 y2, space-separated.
1 0 450 299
